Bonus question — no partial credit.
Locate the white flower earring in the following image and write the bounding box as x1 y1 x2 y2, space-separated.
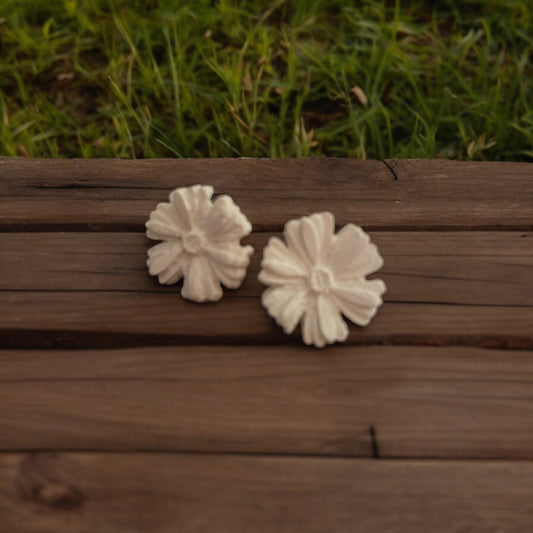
258 212 386 348
146 185 254 302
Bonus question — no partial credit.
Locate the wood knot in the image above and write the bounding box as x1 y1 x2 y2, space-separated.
17 454 85 509
28 481 85 508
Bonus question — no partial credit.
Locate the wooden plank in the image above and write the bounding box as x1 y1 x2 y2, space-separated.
1 231 531 306
2 345 533 457
1 290 531 348
385 158 533 229
0 158 392 230
2 452 533 532
1 158 532 230
1 230 531 348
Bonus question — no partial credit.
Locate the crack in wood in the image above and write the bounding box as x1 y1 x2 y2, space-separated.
369 426 380 458
382 160 400 181
28 183 167 191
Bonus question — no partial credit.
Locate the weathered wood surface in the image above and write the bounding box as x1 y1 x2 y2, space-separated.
1 158 533 532
1 230 531 348
2 345 533 458
2 293 531 349
2 453 533 533
1 158 532 230
2 232 531 305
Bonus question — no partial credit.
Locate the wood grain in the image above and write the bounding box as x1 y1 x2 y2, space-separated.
385 158 533 228
1 231 531 306
1 158 532 230
2 452 533 533
2 345 533 458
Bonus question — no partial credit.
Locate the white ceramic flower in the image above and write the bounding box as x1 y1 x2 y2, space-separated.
258 212 386 348
146 185 254 302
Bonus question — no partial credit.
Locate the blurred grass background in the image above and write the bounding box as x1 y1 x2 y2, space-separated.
0 0 531 159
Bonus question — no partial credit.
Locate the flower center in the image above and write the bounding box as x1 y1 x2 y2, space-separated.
308 266 333 293
182 230 206 255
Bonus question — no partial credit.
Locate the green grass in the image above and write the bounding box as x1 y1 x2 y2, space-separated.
0 0 532 159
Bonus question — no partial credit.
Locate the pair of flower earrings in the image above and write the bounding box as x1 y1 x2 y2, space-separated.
146 185 386 348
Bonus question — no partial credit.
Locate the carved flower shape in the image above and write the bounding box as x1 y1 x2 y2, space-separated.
258 212 386 348
146 185 253 302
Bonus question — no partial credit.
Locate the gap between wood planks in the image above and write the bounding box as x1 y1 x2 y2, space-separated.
1 329 532 350
3 448 533 461
2 448 533 461
3 224 533 232
0 418 381 458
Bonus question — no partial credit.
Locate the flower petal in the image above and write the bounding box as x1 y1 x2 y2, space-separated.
331 279 386 326
168 190 192 230
329 224 384 279
206 242 253 289
316 211 335 250
170 185 214 231
205 195 252 242
280 290 308 334
284 218 311 267
262 286 292 317
301 212 335 264
316 294 349 344
302 304 327 348
193 185 215 225
146 202 187 241
206 242 253 268
263 237 306 271
260 258 306 281
181 255 223 302
147 240 187 284
301 216 321 263
210 262 248 289
262 286 307 335
258 237 307 286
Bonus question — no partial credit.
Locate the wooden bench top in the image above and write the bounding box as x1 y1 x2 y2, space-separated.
1 158 532 532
